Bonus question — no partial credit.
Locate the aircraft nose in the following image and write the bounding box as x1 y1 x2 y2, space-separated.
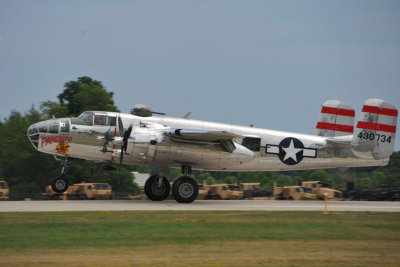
27 123 40 148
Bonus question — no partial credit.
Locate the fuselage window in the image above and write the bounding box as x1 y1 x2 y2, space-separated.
242 137 261 152
108 116 116 126
94 115 107 126
39 125 48 133
60 119 70 133
48 124 59 134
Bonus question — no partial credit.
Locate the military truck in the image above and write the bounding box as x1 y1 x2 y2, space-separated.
0 181 9 200
273 184 317 200
196 184 211 200
205 184 244 200
301 181 342 200
239 183 273 199
43 182 112 200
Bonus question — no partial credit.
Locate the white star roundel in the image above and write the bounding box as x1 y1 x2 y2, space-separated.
265 137 317 165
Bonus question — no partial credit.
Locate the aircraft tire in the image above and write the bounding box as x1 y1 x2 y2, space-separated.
51 176 69 194
144 175 171 201
172 176 199 203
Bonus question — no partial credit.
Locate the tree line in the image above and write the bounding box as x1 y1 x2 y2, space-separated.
0 76 399 197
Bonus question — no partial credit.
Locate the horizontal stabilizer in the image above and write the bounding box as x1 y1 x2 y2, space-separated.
316 100 355 137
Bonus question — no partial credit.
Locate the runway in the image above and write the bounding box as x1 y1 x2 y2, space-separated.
1 200 400 212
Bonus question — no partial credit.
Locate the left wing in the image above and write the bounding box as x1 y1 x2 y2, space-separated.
165 129 242 143
165 129 254 157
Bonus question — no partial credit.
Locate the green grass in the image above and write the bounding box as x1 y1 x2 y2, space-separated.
0 211 400 266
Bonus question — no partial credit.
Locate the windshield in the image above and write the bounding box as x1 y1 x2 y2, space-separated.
94 184 110 190
73 112 94 126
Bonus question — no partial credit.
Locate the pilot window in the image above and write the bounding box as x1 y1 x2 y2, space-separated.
242 137 261 152
94 115 107 126
78 112 94 125
107 116 116 126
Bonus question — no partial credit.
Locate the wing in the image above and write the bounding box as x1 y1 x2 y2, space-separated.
165 129 242 143
165 129 254 157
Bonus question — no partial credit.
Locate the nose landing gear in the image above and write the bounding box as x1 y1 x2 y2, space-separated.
51 157 70 194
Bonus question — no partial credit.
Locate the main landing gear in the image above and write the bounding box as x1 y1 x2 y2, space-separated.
144 165 199 203
51 157 70 194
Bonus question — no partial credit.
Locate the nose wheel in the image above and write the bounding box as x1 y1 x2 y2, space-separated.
51 175 69 193
51 157 70 194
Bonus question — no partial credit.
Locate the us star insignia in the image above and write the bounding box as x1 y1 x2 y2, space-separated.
266 137 317 165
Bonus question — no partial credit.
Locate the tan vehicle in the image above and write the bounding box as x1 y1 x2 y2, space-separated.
206 184 244 200
43 182 112 200
196 184 210 200
0 181 9 200
273 183 317 200
239 183 273 199
301 181 342 200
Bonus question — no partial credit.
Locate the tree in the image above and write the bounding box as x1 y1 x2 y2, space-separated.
58 76 118 116
40 101 69 119
224 176 237 184
198 173 217 185
0 107 60 196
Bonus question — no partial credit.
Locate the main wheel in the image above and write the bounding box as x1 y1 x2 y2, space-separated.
172 176 199 203
144 175 171 201
51 176 69 194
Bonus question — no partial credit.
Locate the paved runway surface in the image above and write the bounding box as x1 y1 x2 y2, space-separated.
1 200 400 212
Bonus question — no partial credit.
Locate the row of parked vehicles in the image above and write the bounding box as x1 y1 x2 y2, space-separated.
196 181 342 201
2 179 398 201
42 182 112 200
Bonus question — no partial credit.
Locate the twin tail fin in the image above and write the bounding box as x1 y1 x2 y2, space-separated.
316 99 398 160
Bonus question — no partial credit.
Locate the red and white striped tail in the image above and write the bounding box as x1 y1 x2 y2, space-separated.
316 100 355 137
352 99 398 160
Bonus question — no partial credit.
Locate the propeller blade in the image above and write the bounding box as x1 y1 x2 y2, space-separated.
118 116 124 137
123 124 133 140
120 124 133 167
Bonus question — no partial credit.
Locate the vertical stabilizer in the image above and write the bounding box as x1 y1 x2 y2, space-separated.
316 100 355 137
352 99 397 160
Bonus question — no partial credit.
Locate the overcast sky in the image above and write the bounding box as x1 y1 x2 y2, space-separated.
1 1 399 150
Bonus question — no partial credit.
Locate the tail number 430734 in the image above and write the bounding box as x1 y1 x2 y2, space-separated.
358 132 392 143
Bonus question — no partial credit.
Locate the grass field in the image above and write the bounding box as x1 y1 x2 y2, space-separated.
0 211 399 267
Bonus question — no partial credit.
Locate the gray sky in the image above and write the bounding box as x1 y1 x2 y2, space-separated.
1 1 399 150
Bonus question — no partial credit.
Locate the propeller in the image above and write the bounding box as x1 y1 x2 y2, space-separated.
118 116 133 166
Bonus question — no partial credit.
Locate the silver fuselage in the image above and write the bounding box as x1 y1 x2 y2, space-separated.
27 112 389 172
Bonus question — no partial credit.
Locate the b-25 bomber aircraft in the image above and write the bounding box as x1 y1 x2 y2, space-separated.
27 99 397 203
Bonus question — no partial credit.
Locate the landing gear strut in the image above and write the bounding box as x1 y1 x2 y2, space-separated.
51 157 69 194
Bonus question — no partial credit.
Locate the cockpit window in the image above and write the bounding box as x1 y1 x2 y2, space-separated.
94 115 107 126
73 112 94 126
